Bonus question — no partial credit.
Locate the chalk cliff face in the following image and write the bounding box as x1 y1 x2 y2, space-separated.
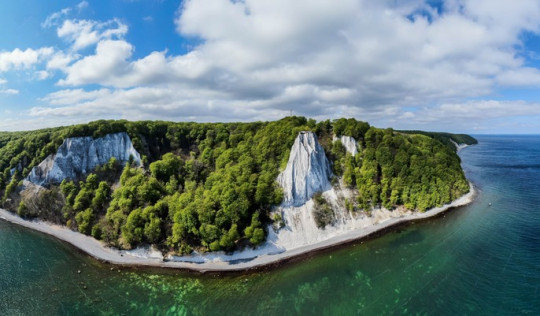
333 135 358 156
277 132 332 206
27 132 141 186
270 131 406 250
450 139 469 153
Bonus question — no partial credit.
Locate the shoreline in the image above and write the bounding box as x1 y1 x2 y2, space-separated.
0 183 476 274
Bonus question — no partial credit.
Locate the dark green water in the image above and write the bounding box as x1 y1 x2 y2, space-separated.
1 135 539 315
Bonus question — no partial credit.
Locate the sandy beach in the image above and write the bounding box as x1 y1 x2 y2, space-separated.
0 183 476 273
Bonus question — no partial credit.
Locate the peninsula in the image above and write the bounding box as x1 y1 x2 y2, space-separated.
0 117 477 271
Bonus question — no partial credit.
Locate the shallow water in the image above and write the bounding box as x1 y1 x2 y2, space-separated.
1 135 539 315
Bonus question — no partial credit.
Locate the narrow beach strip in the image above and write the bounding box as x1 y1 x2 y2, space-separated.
0 183 476 273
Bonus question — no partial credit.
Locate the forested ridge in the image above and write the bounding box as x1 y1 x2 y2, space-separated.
0 117 474 254
398 130 478 151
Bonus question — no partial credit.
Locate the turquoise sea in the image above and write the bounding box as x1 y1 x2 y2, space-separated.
1 135 539 315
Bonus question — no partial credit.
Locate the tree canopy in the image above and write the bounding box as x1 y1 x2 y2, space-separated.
0 117 474 254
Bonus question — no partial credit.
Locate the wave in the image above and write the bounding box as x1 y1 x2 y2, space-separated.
480 163 540 170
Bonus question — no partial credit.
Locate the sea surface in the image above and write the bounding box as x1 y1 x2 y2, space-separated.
1 135 539 315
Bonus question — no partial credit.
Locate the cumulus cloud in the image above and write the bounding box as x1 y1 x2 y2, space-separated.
32 86 283 123
389 99 540 132
35 70 51 80
57 19 128 51
41 88 110 105
0 48 53 72
33 87 540 134
46 51 77 71
18 0 540 132
57 40 211 87
0 89 19 95
430 100 540 120
58 40 133 86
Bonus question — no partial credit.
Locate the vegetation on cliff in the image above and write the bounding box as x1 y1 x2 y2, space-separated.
0 117 474 254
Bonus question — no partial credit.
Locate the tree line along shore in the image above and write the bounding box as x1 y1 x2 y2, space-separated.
0 117 477 257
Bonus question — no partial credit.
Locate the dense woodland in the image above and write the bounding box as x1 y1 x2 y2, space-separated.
0 117 475 254
398 130 478 151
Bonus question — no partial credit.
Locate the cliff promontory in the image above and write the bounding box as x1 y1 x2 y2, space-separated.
27 132 141 186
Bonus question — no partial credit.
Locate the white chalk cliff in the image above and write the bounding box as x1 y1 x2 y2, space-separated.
277 131 333 206
450 139 469 153
269 132 408 250
333 135 358 156
27 132 141 186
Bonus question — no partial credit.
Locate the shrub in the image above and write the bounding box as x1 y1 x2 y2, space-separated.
313 193 335 228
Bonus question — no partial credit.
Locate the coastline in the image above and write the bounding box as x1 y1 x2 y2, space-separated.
0 183 476 273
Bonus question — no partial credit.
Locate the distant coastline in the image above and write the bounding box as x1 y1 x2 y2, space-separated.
0 182 476 273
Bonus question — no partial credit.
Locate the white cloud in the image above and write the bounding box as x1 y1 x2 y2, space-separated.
418 100 540 121
0 89 19 95
22 0 540 133
57 19 128 51
35 70 51 80
57 40 211 87
42 1 89 28
29 89 540 134
42 7 71 28
386 99 540 132
46 52 77 71
58 40 133 86
496 67 540 86
58 1 540 101
0 77 19 97
77 1 89 11
0 48 54 72
33 86 259 122
0 116 84 131
41 88 111 105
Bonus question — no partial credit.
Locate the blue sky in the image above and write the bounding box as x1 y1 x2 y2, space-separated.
1 0 540 133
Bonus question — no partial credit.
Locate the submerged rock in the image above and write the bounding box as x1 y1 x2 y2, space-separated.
27 132 141 186
277 131 332 206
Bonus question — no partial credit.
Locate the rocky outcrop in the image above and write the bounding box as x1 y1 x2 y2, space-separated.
27 132 141 186
450 139 469 153
271 131 404 250
268 184 413 250
333 135 358 156
277 132 332 206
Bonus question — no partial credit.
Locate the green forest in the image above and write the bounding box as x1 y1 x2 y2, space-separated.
0 117 475 254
